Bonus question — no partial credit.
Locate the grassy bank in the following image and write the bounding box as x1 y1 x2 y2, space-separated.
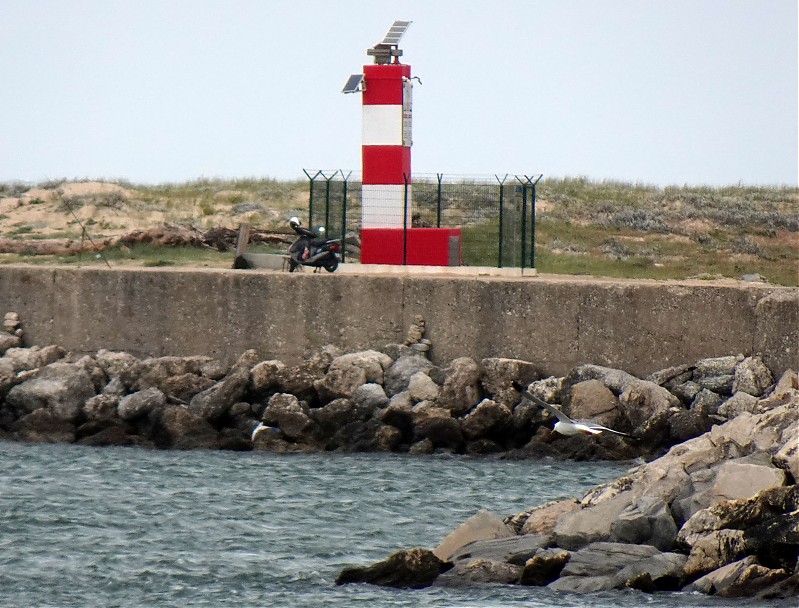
0 177 796 285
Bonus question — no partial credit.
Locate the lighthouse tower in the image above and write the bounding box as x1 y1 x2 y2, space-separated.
343 21 414 253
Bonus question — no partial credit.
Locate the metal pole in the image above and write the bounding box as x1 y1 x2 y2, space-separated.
303 169 322 226
340 170 351 263
436 173 443 228
495 174 507 268
520 182 528 270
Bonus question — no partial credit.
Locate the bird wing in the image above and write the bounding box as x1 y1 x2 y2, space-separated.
585 423 637 439
519 389 575 424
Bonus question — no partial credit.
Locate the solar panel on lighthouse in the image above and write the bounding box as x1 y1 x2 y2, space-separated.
341 74 364 94
378 20 411 46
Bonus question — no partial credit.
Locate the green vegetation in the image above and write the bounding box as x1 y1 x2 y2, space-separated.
0 177 795 285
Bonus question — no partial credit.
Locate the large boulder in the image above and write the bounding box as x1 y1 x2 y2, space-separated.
552 491 633 550
336 548 451 588
547 542 686 592
189 366 249 422
733 356 774 397
150 405 218 450
2 345 65 372
678 485 799 579
262 393 314 442
350 383 389 419
433 510 516 561
480 358 540 406
117 387 167 421
435 357 482 416
384 354 434 396
5 361 95 422
250 359 286 393
459 399 512 440
566 380 621 429
685 555 789 597
11 408 76 443
407 372 439 402
315 350 392 402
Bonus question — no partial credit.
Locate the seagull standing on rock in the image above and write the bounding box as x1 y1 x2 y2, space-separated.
517 387 638 439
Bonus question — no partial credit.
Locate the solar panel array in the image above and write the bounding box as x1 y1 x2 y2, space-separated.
378 20 411 47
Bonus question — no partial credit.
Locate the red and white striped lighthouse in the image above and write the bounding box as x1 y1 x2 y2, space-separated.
343 21 414 241
361 61 412 228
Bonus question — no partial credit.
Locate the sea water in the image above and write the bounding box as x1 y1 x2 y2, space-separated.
0 441 788 607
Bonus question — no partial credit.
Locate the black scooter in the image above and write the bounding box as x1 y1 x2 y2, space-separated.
287 217 341 273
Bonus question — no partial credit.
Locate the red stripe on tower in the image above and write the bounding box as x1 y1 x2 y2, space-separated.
361 63 412 228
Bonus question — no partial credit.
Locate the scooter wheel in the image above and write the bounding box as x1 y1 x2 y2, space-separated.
324 259 339 273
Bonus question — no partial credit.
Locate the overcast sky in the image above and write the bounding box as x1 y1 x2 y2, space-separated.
1 0 796 186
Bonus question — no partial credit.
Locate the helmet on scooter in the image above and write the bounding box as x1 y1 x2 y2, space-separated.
289 217 301 229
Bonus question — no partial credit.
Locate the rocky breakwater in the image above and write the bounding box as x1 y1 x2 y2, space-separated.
336 369 799 598
0 313 784 462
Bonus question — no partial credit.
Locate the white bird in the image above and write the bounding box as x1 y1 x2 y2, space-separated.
519 388 637 439
251 421 273 442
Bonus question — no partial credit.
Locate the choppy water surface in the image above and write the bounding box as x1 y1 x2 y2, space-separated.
0 442 786 607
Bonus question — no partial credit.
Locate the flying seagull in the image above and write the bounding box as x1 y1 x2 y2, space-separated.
517 387 637 439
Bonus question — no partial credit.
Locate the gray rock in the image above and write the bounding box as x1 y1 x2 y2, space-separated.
6 361 95 422
566 364 638 394
480 357 540 406
459 399 512 440
718 391 759 418
696 374 735 395
552 491 633 550
435 558 522 586
733 356 774 397
694 355 744 379
11 408 76 443
567 380 621 429
412 415 463 451
671 380 702 404
548 542 686 593
309 398 354 433
83 394 120 421
3 345 65 372
691 388 724 414
618 379 680 430
150 405 218 450
610 496 678 550
118 387 167 421
189 366 249 422
351 383 389 419
407 372 439 402
433 510 516 561
433 357 482 415
449 534 551 565
94 349 139 380
314 365 367 401
517 499 582 535
262 393 314 442
250 359 286 392
0 330 22 355
384 354 434 396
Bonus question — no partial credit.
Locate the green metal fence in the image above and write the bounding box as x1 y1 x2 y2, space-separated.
304 171 542 269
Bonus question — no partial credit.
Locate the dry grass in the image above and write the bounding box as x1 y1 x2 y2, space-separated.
0 177 796 285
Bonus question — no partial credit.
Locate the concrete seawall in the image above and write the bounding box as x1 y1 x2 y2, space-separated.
0 265 796 377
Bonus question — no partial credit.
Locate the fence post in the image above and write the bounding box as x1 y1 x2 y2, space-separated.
520 184 528 269
302 169 322 227
436 173 443 228
495 174 508 268
340 170 350 263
